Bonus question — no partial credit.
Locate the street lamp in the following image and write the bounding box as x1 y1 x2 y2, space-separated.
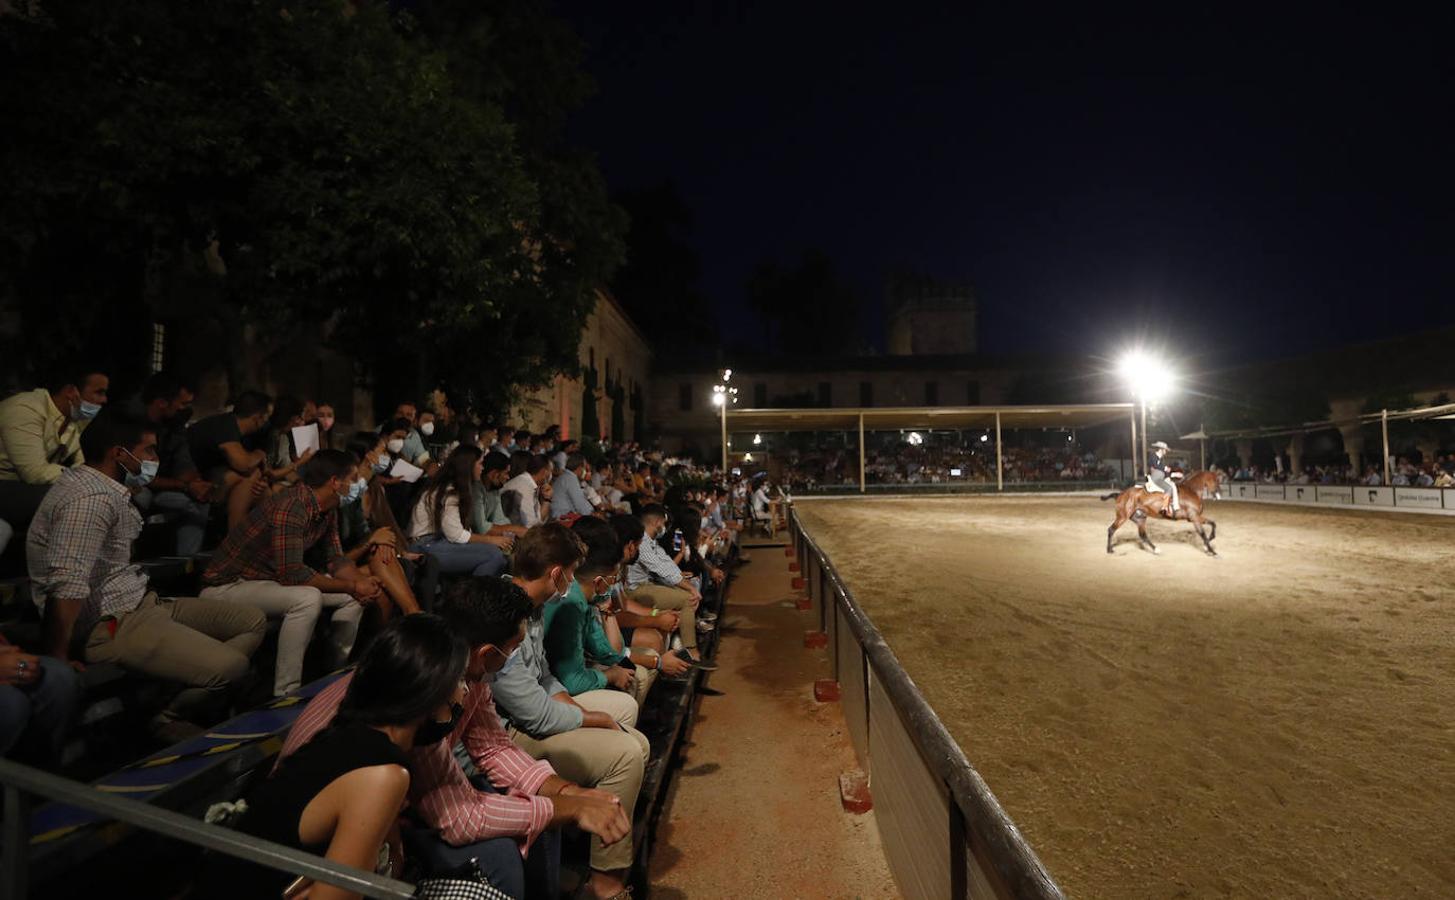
1118 350 1177 480
712 369 738 472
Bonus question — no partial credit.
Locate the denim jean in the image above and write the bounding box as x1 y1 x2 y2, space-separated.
0 656 82 761
411 535 507 577
134 487 211 556
401 775 560 900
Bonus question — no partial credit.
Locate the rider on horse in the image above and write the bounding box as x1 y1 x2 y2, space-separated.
1147 440 1179 515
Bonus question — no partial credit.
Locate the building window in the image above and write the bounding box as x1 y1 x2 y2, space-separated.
818 382 832 407
754 382 768 407
967 380 980 405
925 381 939 405
149 323 166 373
679 383 693 411
859 381 873 407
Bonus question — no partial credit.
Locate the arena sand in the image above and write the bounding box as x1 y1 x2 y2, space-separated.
796 496 1455 899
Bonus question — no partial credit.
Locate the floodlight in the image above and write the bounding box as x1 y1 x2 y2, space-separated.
908 432 924 445
753 433 762 445
711 393 725 407
979 434 989 443
744 452 753 462
1118 350 1176 403
723 368 733 380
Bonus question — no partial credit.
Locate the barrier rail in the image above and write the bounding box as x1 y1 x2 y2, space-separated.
802 479 1120 496
790 506 1064 900
1222 482 1455 516
0 757 415 900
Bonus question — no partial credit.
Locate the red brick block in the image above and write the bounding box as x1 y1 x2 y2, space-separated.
804 631 828 649
791 576 804 590
788 561 801 572
813 679 840 702
839 770 873 814
795 596 812 611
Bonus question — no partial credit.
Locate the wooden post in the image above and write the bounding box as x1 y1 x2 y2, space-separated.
1381 409 1391 486
858 412 866 493
719 402 728 474
995 411 1003 492
1130 408 1139 481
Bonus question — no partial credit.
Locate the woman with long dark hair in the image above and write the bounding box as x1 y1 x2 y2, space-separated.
338 437 437 618
405 445 507 576
204 615 468 900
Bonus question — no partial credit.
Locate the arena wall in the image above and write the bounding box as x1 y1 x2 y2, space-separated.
792 506 1065 900
1222 482 1455 516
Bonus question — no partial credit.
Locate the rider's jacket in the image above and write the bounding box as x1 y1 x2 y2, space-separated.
1147 452 1171 477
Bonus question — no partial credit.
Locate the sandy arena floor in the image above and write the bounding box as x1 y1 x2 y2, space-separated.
796 496 1455 899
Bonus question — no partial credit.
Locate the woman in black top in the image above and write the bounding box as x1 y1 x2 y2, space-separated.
205 615 467 900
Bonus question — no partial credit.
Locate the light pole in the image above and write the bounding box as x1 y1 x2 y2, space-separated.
712 368 737 473
1118 350 1177 481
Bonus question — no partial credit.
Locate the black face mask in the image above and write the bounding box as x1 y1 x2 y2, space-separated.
168 407 194 428
413 702 464 747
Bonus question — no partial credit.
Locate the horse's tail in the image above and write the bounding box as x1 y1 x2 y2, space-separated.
1099 492 1120 501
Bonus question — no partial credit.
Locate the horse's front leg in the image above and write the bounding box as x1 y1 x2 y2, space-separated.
1135 510 1158 554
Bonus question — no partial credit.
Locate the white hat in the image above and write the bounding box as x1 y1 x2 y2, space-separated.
1151 441 1170 450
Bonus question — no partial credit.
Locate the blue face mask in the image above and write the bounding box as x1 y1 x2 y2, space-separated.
74 400 102 421
372 456 390 474
122 449 158 488
344 478 367 504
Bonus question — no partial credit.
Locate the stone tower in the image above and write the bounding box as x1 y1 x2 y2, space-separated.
886 272 977 355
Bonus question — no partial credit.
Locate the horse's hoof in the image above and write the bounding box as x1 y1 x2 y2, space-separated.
1151 547 1160 555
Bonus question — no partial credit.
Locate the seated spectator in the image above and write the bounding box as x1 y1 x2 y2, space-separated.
552 452 598 519
471 452 527 543
128 371 212 556
202 614 471 900
315 402 338 450
487 424 516 458
281 577 631 900
551 438 578 475
27 415 266 740
200 449 383 697
603 514 690 668
0 634 81 764
0 364 109 530
391 399 435 470
188 390 273 530
260 395 316 486
624 505 711 668
338 437 431 619
406 446 508 577
1415 467 1436 487
494 524 649 900
503 453 553 528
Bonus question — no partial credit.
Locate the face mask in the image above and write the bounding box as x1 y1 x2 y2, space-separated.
345 478 367 504
121 449 159 488
74 399 102 421
413 702 464 747
372 455 390 474
386 438 406 454
318 416 335 430
420 422 435 437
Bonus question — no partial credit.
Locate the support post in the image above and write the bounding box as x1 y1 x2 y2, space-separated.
1130 407 1139 481
995 410 1003 492
1140 400 1149 478
1200 423 1206 471
719 402 728 474
1381 408 1391 486
858 413 865 494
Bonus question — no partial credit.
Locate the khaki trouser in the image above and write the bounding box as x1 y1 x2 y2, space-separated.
85 593 266 729
510 690 648 873
595 663 658 709
199 580 363 696
626 583 697 649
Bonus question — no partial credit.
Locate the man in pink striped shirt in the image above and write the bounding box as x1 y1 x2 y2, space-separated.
278 579 628 898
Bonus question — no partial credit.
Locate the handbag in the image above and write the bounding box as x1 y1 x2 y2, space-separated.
410 857 512 900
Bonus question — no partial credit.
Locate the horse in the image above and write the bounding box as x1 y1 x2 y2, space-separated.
1102 470 1222 556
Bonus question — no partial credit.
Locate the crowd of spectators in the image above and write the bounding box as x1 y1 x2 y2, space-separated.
769 440 1119 491
0 364 753 899
1224 455 1455 487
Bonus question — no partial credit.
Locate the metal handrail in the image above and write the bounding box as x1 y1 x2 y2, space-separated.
791 506 1066 900
0 757 415 899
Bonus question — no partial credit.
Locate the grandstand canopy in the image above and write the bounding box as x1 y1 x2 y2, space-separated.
724 403 1133 433
721 403 1135 491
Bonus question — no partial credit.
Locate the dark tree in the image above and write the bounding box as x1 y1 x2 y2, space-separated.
610 182 716 353
745 249 861 356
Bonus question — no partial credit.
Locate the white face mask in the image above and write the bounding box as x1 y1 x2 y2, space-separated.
420 422 435 437
387 438 406 454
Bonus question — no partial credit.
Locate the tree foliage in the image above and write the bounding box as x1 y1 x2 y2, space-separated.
0 0 623 412
746 250 861 356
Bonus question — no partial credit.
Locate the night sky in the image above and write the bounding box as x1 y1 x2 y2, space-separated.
557 4 1453 364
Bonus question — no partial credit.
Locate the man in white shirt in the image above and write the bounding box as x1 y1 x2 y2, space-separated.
503 454 553 527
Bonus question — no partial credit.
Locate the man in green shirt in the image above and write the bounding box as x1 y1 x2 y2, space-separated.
472 453 526 546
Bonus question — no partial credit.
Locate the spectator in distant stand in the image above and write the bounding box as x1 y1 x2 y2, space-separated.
552 452 597 519
188 390 273 530
200 449 383 697
0 365 109 530
1436 468 1455 488
28 415 265 741
503 453 554 528
0 631 81 764
406 446 508 578
128 371 212 556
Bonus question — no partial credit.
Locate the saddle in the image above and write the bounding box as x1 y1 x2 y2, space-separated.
1144 479 1177 516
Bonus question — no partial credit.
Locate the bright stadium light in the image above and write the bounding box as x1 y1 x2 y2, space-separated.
753 433 762 445
908 431 924 445
1118 350 1176 402
979 433 989 443
711 392 725 407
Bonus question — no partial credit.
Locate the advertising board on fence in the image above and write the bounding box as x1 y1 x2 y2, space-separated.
1230 483 1255 500
1395 487 1443 510
1256 484 1286 500
1354 487 1396 507
1287 485 1315 503
1315 486 1354 505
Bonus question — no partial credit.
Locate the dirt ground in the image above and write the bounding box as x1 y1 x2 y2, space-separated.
796 496 1455 900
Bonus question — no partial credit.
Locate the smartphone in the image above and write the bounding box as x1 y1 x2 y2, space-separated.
672 529 684 551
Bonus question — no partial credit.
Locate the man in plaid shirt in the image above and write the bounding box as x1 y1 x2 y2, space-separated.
279 578 628 899
201 449 384 696
27 415 266 741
